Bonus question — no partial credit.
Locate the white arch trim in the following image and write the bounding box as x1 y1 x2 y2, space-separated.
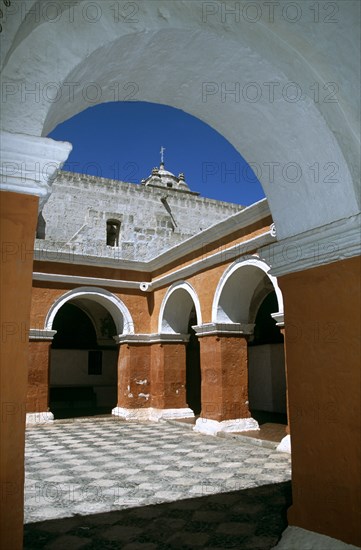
158 281 202 334
45 287 134 335
212 256 284 324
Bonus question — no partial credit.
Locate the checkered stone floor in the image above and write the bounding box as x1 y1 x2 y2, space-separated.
24 417 292 549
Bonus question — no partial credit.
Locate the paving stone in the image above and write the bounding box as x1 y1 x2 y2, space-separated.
24 417 291 549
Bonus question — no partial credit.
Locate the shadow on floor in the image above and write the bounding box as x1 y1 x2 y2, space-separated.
24 481 292 549
251 411 287 426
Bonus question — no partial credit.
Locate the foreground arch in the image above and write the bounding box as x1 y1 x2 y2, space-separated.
0 2 360 548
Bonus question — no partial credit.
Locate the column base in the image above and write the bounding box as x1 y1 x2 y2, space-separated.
194 417 259 436
271 526 360 549
26 412 54 425
276 434 291 454
112 407 194 422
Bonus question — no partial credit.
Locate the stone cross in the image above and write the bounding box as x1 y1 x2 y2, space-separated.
160 146 165 164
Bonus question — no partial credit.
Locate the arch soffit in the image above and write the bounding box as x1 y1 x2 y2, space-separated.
158 281 202 334
212 257 284 324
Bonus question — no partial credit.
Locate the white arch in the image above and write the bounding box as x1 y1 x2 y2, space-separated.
212 256 284 324
45 287 134 335
1 2 359 240
158 281 202 334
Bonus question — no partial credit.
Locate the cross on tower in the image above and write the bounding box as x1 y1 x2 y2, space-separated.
160 146 165 164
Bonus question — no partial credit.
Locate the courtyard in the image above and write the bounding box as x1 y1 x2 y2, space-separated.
24 417 291 549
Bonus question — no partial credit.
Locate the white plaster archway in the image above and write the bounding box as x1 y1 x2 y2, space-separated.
45 287 134 336
212 256 283 324
1 1 360 241
159 282 202 334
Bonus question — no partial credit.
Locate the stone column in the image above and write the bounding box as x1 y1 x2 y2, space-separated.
26 329 57 425
112 334 194 421
112 337 152 420
0 131 71 550
150 334 194 420
192 323 259 435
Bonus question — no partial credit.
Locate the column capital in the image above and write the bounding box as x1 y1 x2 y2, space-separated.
192 323 255 337
114 333 190 344
271 312 284 328
29 329 57 341
0 131 72 210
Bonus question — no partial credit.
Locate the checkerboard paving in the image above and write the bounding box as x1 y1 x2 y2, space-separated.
24 417 292 549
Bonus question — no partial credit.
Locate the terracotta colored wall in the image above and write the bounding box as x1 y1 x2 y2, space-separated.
150 343 187 409
31 285 151 334
280 256 361 546
27 341 51 412
0 191 38 550
199 335 250 421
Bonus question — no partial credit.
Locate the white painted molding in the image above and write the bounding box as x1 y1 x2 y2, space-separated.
192 323 255 337
114 333 190 344
211 256 284 324
45 287 134 335
271 312 285 328
112 407 194 421
261 213 361 277
194 417 259 436
151 232 274 290
271 526 360 549
276 435 291 454
29 329 57 340
32 231 273 292
0 132 72 209
26 412 54 425
33 272 142 290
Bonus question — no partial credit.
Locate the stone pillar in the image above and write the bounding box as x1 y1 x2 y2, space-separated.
26 330 57 425
192 323 259 435
150 335 194 420
112 334 194 421
0 131 71 550
112 338 152 420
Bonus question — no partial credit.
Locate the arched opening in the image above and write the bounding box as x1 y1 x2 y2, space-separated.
213 258 286 428
159 283 202 417
186 306 201 416
248 291 287 426
50 300 118 419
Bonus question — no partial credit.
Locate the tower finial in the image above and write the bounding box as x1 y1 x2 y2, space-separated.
160 146 165 165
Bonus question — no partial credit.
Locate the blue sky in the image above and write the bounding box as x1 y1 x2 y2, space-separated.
49 102 265 206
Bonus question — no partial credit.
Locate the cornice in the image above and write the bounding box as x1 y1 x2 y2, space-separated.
0 132 72 208
29 329 57 341
192 323 255 337
260 213 361 277
114 333 190 344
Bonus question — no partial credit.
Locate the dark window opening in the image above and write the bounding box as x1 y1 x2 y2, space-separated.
106 219 120 246
88 350 102 375
36 211 46 239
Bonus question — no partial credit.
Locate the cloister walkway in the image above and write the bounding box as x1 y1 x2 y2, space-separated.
24 417 291 549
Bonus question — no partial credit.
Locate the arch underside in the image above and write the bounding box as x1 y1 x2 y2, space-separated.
1 1 359 240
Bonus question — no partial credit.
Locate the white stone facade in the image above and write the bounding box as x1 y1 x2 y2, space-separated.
39 169 244 261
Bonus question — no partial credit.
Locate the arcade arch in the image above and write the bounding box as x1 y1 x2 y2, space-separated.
213 257 286 425
46 288 134 418
159 282 202 415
